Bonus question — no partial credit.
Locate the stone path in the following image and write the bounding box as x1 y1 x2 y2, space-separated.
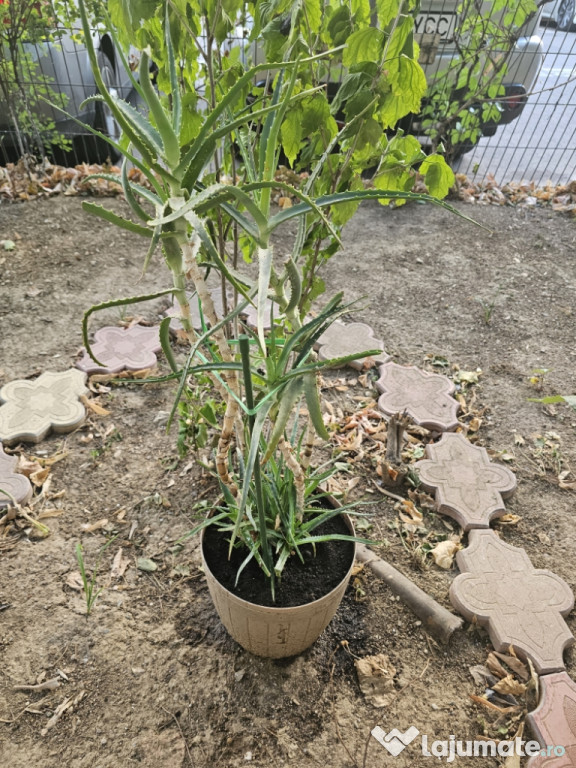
1 313 574 761
0 442 32 507
0 370 88 445
76 325 162 375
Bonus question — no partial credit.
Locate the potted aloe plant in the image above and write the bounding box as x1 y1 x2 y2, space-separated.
75 0 462 656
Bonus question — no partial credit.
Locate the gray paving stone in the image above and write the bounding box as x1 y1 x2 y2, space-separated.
414 432 517 529
0 442 32 508
0 370 88 445
376 362 459 431
316 321 390 370
76 325 162 375
450 530 574 675
526 671 576 767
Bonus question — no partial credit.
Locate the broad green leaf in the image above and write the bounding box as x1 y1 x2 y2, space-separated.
343 28 384 67
420 155 455 199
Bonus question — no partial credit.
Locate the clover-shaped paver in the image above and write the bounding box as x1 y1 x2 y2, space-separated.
414 432 517 529
165 288 231 333
0 370 88 445
0 442 32 507
450 530 574 675
316 321 390 370
76 325 162 375
526 671 576 767
376 362 459 431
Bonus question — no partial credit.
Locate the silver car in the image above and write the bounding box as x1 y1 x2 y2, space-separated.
0 17 133 163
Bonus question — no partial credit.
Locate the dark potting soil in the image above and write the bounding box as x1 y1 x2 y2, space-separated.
202 515 355 608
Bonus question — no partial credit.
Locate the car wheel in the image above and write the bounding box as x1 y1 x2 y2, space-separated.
557 0 575 31
76 52 123 164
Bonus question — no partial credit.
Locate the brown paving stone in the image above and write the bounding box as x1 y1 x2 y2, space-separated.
315 321 390 370
414 432 517 530
0 442 32 508
450 530 574 674
376 362 459 431
526 672 576 767
76 325 162 375
0 370 88 445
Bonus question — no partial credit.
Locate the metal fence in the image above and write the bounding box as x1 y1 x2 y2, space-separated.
0 2 575 186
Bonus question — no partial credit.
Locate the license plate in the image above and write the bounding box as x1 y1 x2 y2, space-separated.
414 12 457 39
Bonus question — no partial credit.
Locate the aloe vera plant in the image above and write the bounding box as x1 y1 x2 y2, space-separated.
76 0 468 595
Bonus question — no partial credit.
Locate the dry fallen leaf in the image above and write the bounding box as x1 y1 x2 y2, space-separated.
355 653 397 708
429 538 461 569
30 467 50 487
492 674 527 697
495 513 522 527
81 395 111 416
486 652 509 679
110 548 130 579
80 518 109 533
65 571 84 591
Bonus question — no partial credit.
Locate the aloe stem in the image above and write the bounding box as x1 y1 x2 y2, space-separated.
239 335 272 580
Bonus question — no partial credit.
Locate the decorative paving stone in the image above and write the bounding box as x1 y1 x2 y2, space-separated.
526 671 576 767
376 362 459 431
450 530 574 674
316 321 390 370
414 432 517 529
0 370 88 445
0 442 32 508
164 288 231 333
76 325 162 375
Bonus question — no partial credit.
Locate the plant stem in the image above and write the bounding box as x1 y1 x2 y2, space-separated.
239 335 273 578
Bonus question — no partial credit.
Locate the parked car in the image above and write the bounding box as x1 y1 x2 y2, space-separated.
0 1 133 163
540 0 576 31
407 0 545 157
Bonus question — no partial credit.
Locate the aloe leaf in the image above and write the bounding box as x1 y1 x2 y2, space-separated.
159 317 179 374
142 225 162 275
261 378 304 463
257 246 273 353
82 202 153 237
269 189 483 230
165 3 181 136
82 289 174 366
283 258 302 315
139 50 180 167
303 373 328 440
121 158 150 222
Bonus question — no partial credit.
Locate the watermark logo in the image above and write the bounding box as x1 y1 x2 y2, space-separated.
370 727 566 762
371 726 420 756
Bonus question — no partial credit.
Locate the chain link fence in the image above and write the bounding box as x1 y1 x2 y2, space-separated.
0 1 575 186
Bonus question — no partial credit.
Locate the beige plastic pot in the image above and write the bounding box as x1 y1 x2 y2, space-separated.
201 515 355 658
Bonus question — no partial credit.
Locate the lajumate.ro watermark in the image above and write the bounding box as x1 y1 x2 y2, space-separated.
371 725 566 762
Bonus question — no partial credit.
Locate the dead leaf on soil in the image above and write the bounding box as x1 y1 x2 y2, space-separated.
429 538 461 569
492 674 527 697
398 500 423 528
110 548 130 579
495 514 522 527
355 653 397 708
80 518 109 533
486 652 509 679
80 395 111 416
493 651 529 681
65 571 84 591
30 467 50 487
137 557 158 572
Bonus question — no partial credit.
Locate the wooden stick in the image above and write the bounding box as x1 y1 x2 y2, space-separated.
356 544 463 643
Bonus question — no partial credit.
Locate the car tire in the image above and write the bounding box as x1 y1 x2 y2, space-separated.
75 51 123 164
557 0 575 31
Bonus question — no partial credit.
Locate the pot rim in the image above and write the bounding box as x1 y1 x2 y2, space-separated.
200 511 356 614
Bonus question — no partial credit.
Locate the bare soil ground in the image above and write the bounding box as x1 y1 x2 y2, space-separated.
0 194 575 768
